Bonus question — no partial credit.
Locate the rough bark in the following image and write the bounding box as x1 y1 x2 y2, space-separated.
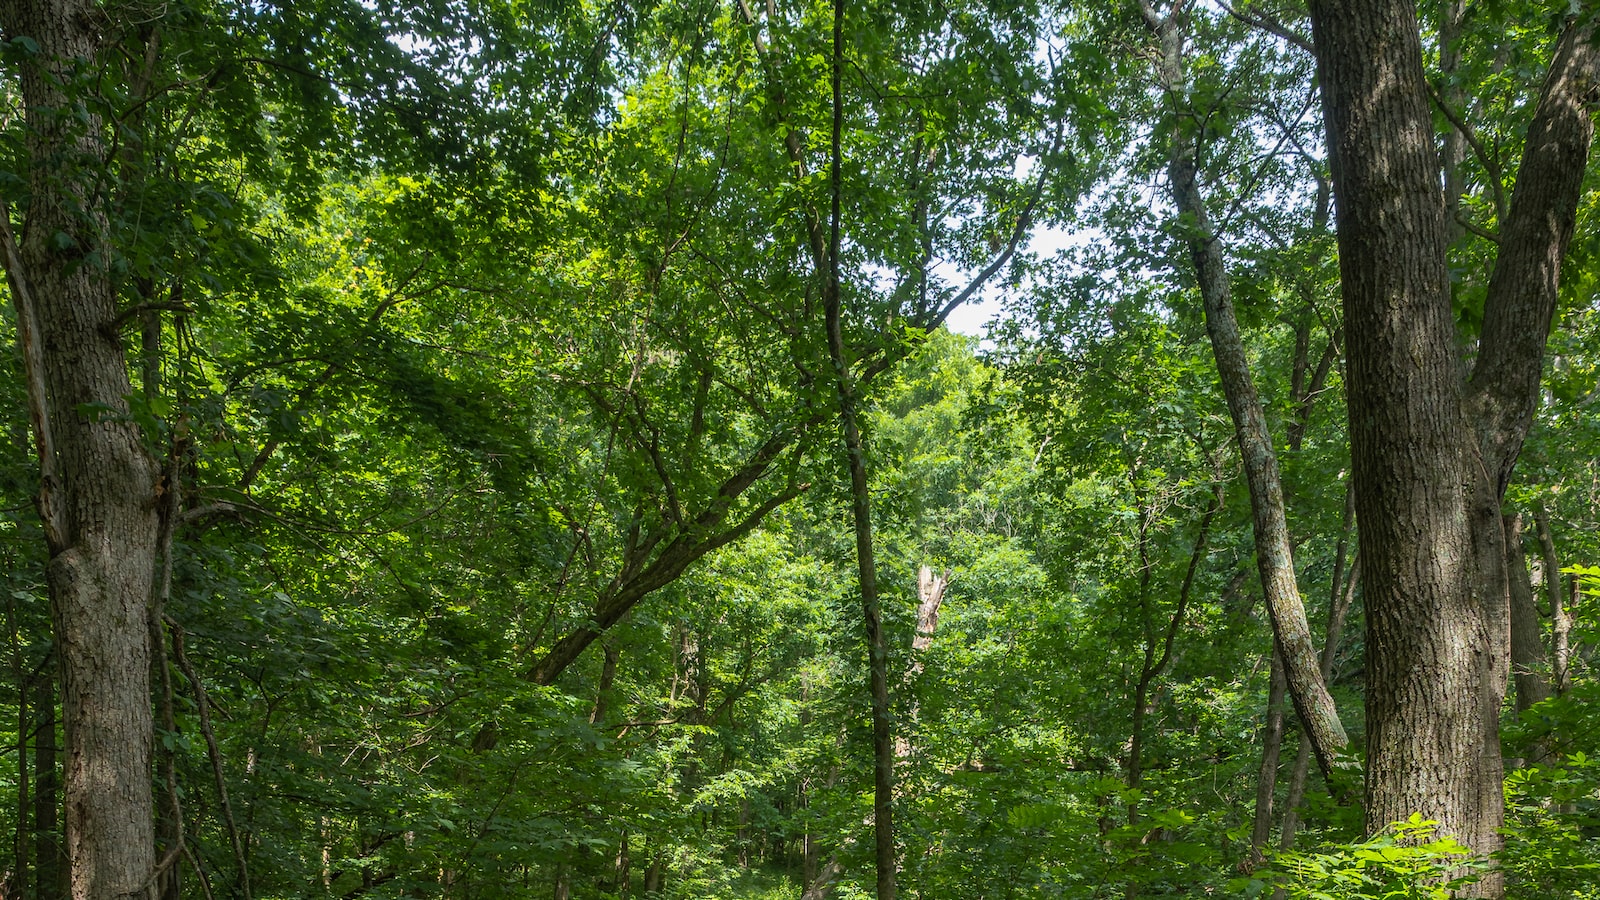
1144 1 1350 780
1467 22 1600 491
1310 0 1498 872
2 1 164 896
1307 5 1598 892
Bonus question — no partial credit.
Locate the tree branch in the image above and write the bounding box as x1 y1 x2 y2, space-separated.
1424 78 1508 225
0 197 66 550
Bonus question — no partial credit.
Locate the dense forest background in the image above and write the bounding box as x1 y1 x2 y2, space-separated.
3 0 1600 898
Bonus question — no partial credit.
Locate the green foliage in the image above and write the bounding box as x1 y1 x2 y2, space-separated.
1503 754 1600 899
1241 816 1485 900
2 0 1599 896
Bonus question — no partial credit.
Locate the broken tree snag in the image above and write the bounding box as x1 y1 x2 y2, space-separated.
913 566 950 656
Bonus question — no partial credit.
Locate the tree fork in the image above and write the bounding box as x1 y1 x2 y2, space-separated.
1306 5 1597 894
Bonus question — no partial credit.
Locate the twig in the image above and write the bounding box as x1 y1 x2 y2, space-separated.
1216 0 1313 53
1456 211 1501 244
1425 79 1507 224
922 119 1065 334
149 446 185 900
170 622 253 900
182 843 218 900
102 300 192 337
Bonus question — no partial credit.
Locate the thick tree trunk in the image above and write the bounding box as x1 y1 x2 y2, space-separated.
1307 6 1597 894
3 1 163 897
1309 0 1500 875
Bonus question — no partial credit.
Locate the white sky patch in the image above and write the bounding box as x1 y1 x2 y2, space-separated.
943 221 1096 338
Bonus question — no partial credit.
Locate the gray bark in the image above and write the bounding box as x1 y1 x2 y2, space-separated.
1 1 163 896
1143 0 1350 781
1306 6 1598 894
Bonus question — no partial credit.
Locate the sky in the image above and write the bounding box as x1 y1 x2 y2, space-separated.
944 295 1006 337
940 220 1086 338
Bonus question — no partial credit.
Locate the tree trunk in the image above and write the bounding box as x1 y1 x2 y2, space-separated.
801 857 845 900
1144 0 1349 779
1311 0 1500 872
1507 513 1552 716
10 592 31 900
1438 0 1469 247
1534 502 1570 694
2 1 163 897
34 671 63 900
823 0 894 894
1248 657 1286 862
590 644 619 725
1279 553 1359 863
615 831 631 895
1306 6 1598 894
643 852 665 895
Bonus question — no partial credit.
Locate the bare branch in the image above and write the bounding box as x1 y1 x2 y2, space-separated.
0 197 66 549
1425 78 1508 225
1216 0 1313 53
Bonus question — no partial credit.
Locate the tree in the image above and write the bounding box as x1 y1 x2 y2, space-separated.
1138 0 1349 783
1 1 162 894
822 0 897 894
1304 4 1599 893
